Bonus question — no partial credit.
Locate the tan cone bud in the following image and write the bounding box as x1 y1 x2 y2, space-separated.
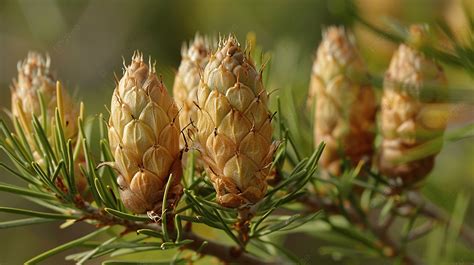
11 52 78 142
196 36 275 208
10 52 87 193
173 34 212 148
379 25 447 186
109 52 182 213
309 26 376 176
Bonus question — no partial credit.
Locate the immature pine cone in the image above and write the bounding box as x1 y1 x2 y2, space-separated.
173 34 212 148
196 36 275 208
10 52 87 195
11 52 78 146
308 26 376 176
379 25 447 186
109 52 183 213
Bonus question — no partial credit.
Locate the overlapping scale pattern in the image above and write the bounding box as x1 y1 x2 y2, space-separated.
11 52 78 144
196 36 274 208
379 25 447 185
109 53 182 213
173 34 211 148
308 26 376 176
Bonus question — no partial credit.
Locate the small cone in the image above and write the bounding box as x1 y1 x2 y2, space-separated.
10 52 86 194
173 34 212 148
11 52 78 143
195 36 275 208
108 52 182 213
309 26 376 176
379 25 448 186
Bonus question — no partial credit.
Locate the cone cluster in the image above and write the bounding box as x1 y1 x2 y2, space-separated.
9 26 448 215
107 35 275 212
309 25 447 186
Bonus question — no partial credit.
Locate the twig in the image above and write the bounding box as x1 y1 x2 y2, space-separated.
77 202 272 265
183 231 275 265
236 207 253 248
406 191 474 248
380 213 396 232
407 220 436 241
367 216 424 265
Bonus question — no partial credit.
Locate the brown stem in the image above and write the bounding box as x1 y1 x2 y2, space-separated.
407 220 436 241
76 202 272 264
183 232 275 265
406 191 474 248
236 207 253 248
366 216 424 265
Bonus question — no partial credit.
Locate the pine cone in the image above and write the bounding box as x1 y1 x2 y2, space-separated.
309 26 376 176
108 52 183 213
196 36 275 208
11 52 78 145
173 34 212 148
10 52 87 193
379 25 447 186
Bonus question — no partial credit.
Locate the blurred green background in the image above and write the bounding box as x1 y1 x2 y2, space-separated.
0 0 473 264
